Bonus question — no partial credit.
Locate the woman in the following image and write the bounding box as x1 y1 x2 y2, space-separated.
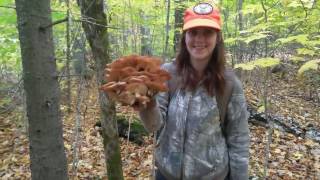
138 2 249 180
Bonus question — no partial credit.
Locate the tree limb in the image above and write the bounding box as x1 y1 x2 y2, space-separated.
39 17 68 30
0 5 16 9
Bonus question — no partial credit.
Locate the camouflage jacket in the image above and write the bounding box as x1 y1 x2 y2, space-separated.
140 62 250 180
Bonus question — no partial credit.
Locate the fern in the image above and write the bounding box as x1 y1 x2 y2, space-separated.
276 34 308 45
243 32 270 44
296 48 316 56
235 57 280 70
298 59 320 77
290 56 305 62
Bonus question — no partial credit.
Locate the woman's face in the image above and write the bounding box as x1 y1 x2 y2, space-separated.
185 27 218 63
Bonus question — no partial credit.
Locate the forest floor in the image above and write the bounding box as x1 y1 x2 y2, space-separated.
0 68 319 179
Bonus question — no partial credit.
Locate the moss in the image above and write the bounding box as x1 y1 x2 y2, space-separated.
105 139 124 180
116 114 148 145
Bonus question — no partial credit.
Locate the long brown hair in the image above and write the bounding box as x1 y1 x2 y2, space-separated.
176 31 226 96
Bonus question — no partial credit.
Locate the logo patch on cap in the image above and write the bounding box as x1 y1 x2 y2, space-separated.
193 3 213 15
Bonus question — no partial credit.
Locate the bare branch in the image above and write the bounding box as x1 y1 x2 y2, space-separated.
39 17 68 30
298 0 308 18
74 18 120 29
0 5 16 9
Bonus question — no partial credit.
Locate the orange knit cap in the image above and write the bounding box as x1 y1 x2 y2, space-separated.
183 3 222 31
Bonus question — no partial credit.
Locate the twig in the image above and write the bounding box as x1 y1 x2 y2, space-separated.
66 0 72 113
0 79 23 114
298 0 308 18
151 132 157 180
72 75 85 177
126 111 134 147
57 74 85 78
71 36 89 178
0 5 16 9
163 0 170 59
39 17 68 30
263 68 272 179
74 18 120 29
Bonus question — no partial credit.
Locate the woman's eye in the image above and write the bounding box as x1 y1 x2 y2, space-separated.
204 29 214 35
188 29 215 37
189 30 197 36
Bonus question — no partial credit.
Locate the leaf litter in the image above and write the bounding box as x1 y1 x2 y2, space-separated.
0 74 319 179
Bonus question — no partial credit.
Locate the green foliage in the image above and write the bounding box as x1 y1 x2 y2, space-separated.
276 34 308 45
0 0 319 85
296 48 316 57
235 63 256 71
224 37 239 45
290 56 305 62
116 114 147 136
286 0 314 9
235 58 280 70
107 0 171 57
257 105 265 113
222 0 320 83
0 96 11 109
0 0 21 73
242 32 270 44
242 4 264 16
298 59 320 77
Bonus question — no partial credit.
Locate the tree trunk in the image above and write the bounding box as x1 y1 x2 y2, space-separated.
72 34 87 77
66 0 72 113
173 0 184 53
15 0 68 179
128 0 137 53
140 10 152 55
220 1 231 38
78 0 124 179
122 1 129 55
236 0 244 65
164 0 171 59
261 0 269 57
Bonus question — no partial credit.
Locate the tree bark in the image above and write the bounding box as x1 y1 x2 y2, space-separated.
66 0 72 113
260 0 269 57
164 0 171 59
140 10 152 56
173 0 184 53
236 0 244 65
78 0 124 179
15 0 68 179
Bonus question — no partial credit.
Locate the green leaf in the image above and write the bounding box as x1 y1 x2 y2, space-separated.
235 63 256 70
295 35 310 45
56 62 65 71
253 58 281 68
290 56 305 62
242 4 264 15
243 32 270 44
296 48 315 56
287 1 302 8
245 22 269 33
257 105 265 113
0 96 11 107
276 34 308 45
281 0 291 7
224 37 240 44
308 40 320 47
298 59 320 77
301 0 314 9
235 58 280 70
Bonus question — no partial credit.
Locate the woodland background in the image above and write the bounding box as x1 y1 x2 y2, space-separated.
0 0 319 179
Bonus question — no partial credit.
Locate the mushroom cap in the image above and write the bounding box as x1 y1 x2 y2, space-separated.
101 55 171 106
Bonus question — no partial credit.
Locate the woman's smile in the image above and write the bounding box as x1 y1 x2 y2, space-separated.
185 27 218 63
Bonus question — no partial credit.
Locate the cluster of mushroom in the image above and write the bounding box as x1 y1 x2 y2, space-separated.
100 55 171 107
